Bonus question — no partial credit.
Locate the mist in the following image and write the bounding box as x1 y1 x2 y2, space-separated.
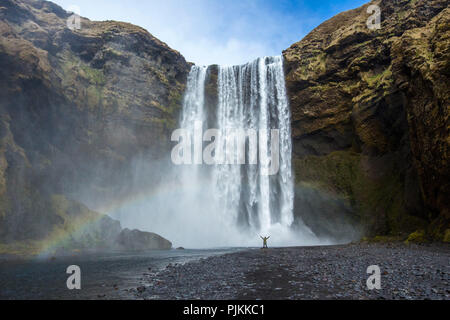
74 57 352 249
78 158 330 249
36 0 368 249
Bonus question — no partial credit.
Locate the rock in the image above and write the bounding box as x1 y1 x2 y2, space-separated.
115 228 172 250
137 286 146 293
405 230 426 244
176 247 185 250
0 0 447 252
283 0 449 240
0 0 188 252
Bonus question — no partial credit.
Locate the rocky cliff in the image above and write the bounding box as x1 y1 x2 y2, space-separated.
0 0 189 252
0 0 448 251
284 0 449 241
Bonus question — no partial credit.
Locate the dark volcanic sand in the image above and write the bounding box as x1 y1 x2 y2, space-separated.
135 243 450 300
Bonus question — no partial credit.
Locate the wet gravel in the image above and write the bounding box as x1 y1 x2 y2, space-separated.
135 243 450 300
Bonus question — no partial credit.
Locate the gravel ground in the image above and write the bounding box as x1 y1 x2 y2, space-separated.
133 243 450 300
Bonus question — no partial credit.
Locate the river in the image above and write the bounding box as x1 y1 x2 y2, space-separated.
0 248 245 300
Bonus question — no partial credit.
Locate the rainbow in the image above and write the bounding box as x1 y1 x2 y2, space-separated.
34 177 203 257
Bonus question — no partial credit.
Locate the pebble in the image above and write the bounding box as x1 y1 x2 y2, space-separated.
136 243 450 300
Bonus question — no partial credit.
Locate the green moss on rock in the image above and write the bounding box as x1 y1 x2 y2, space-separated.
294 150 427 236
293 151 360 197
405 230 426 244
80 65 106 86
443 229 450 243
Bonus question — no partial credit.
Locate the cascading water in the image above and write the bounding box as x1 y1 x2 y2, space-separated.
214 56 293 233
181 65 207 136
109 56 322 248
174 56 319 247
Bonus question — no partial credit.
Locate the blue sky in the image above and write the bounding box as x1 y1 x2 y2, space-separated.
52 0 368 65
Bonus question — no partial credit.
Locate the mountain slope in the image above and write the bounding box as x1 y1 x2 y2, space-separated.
0 0 448 251
284 0 449 240
0 0 189 251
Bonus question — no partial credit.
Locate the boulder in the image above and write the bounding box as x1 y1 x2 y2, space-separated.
115 228 172 251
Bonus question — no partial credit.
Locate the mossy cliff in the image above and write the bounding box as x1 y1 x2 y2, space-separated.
284 0 449 241
0 0 188 251
0 0 448 250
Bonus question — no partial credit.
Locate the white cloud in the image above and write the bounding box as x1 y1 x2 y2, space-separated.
52 0 313 65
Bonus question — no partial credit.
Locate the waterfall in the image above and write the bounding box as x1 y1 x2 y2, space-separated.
107 56 321 247
181 65 207 133
174 56 319 247
213 56 293 233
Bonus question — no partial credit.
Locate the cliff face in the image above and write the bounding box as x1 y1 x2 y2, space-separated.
1 0 448 249
0 0 189 250
284 0 449 240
